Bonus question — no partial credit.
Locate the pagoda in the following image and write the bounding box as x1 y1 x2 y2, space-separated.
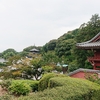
30 48 39 54
76 32 100 70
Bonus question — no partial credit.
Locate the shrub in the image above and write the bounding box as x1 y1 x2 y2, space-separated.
18 77 100 100
9 80 39 93
8 81 31 96
15 80 39 92
29 81 39 92
42 66 53 72
85 72 99 82
0 79 12 91
38 73 66 91
0 94 13 100
54 66 62 72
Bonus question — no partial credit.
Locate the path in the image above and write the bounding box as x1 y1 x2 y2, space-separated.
0 86 7 96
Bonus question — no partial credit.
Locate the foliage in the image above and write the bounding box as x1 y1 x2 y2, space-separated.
28 59 43 80
42 65 54 72
85 73 98 81
41 14 100 72
7 55 21 65
2 49 17 59
0 94 14 100
0 72 13 79
38 73 55 91
18 77 100 100
12 70 22 79
0 62 6 67
11 80 39 92
1 14 100 80
38 73 66 91
54 66 62 72
42 39 57 52
74 14 100 69
29 81 39 92
8 80 31 96
0 79 12 91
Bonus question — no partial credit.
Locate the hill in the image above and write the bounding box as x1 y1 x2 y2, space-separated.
42 14 100 71
1 14 100 72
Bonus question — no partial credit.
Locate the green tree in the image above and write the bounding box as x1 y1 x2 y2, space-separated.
23 59 43 80
74 14 100 69
2 49 17 59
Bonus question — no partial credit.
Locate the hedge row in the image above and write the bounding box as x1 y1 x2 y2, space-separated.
18 74 100 100
38 73 66 91
0 79 39 96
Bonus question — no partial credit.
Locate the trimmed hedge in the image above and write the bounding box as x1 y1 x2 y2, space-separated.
15 80 39 92
8 81 31 96
38 73 66 91
11 80 39 92
18 77 100 100
6 80 39 96
48 77 100 100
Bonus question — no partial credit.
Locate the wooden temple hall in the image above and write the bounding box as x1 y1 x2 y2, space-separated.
76 32 100 70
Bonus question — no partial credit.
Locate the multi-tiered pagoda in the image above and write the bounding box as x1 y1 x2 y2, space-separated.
76 32 100 70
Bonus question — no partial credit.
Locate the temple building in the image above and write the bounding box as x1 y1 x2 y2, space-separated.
30 48 39 54
76 32 100 70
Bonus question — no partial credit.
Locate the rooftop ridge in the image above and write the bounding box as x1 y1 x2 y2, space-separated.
76 32 100 46
68 68 100 76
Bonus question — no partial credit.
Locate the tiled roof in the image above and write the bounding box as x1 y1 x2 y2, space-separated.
76 32 100 49
76 42 100 49
30 48 39 52
68 68 100 76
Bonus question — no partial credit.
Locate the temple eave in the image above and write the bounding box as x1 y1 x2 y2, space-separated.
76 46 100 50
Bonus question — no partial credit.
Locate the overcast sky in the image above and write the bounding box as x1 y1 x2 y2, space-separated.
0 0 100 52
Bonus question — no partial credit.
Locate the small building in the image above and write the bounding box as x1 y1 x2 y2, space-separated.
69 68 100 79
76 32 100 70
30 48 39 54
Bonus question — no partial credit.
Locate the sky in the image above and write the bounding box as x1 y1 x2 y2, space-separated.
0 0 100 52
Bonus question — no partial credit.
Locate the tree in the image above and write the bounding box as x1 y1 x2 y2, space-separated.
74 14 100 69
89 14 100 27
2 49 17 59
23 59 43 80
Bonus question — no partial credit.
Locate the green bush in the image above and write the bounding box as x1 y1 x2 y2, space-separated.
18 77 100 100
42 66 54 72
15 80 39 92
9 80 39 93
38 73 55 91
8 81 31 96
48 77 100 100
29 81 39 92
38 73 66 91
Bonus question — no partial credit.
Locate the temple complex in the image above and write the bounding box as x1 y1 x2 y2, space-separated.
76 32 100 70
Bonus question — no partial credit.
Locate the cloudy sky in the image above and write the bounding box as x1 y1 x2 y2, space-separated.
0 0 100 52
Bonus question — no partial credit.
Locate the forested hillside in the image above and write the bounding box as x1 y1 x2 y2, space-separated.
42 14 100 71
1 14 100 72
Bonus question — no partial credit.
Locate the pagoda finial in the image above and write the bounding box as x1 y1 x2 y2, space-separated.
34 43 35 47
